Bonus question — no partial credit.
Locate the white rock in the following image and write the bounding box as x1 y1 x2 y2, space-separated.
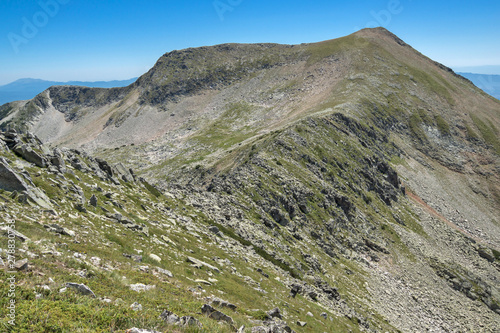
90 256 101 266
149 253 161 262
156 267 173 277
130 283 156 292
130 302 142 311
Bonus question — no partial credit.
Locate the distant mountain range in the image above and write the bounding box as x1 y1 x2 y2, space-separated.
1 73 497 108
0 78 137 105
458 72 500 100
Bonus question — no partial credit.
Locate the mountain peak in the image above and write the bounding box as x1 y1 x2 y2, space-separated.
352 26 409 47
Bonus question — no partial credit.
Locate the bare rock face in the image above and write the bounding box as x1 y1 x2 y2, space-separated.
50 148 66 172
114 162 135 182
12 143 48 168
0 156 52 209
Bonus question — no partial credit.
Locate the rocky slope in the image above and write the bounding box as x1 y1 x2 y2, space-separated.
1 28 500 332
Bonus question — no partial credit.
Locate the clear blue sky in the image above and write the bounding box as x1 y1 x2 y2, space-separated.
0 0 499 85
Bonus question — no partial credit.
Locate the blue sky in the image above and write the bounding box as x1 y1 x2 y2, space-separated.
0 0 499 85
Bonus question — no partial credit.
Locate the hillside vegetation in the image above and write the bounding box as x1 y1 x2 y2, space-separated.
1 28 500 332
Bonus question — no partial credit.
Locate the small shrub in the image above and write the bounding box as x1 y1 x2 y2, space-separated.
492 248 500 261
142 180 162 197
251 309 270 321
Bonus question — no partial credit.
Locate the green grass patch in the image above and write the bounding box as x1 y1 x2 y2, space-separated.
142 180 162 197
465 124 480 140
434 115 451 136
405 65 454 105
409 112 427 143
492 248 500 261
471 114 500 155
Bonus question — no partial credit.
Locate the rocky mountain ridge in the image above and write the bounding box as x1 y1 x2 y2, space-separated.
1 28 500 332
0 78 138 106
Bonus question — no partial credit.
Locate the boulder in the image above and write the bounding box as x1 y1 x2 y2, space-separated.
89 194 98 207
187 256 220 273
45 224 75 237
114 163 135 182
269 207 289 226
159 310 201 327
65 282 96 298
130 284 156 292
307 291 318 301
0 138 8 152
201 304 234 324
75 203 87 213
211 297 237 310
126 328 160 333
208 225 220 234
70 156 88 171
15 258 29 271
3 129 19 147
251 323 295 332
18 187 53 210
0 226 30 242
477 247 495 262
149 253 161 262
159 310 179 324
290 284 302 298
267 307 283 319
156 267 173 278
179 316 201 327
50 148 67 172
12 143 48 168
96 158 113 178
195 279 212 286
0 157 29 192
123 253 143 262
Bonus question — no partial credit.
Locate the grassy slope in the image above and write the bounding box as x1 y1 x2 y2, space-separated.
0 141 398 332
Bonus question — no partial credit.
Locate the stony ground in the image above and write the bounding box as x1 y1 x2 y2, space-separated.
1 28 500 332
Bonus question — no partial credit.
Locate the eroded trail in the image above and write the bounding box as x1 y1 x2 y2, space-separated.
406 189 486 245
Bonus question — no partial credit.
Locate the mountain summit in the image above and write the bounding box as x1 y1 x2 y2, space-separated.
1 28 500 332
